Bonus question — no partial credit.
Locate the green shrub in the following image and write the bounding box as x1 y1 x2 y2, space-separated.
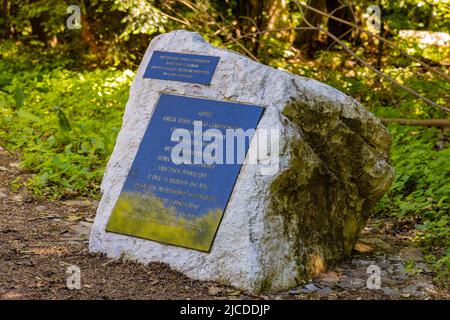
376 125 450 284
0 59 133 199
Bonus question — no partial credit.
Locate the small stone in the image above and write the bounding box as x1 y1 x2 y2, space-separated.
414 262 431 273
289 289 301 295
8 162 19 168
69 222 93 238
337 277 353 290
389 265 409 282
35 205 47 212
399 247 423 262
352 259 375 266
317 287 333 295
0 166 9 172
388 263 406 274
382 277 398 287
318 271 340 285
303 283 319 292
351 278 366 289
0 191 7 199
353 242 376 253
401 284 420 296
338 276 366 290
359 237 392 251
401 282 433 296
1 292 24 299
65 200 91 207
382 287 401 297
389 255 403 262
12 194 23 202
363 225 379 234
66 214 83 222
377 259 392 269
208 286 221 296
150 279 159 286
393 273 408 282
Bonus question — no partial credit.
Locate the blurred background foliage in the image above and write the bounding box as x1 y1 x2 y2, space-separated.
0 0 449 284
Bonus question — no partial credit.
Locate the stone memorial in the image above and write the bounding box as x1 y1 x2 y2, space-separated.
90 30 394 293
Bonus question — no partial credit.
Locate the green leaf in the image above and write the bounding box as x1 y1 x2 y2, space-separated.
16 109 40 122
53 106 71 131
13 85 25 109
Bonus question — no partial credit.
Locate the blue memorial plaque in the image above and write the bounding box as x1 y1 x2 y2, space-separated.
143 51 220 85
106 93 264 252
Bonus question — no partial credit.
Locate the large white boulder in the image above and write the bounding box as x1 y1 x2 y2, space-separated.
89 30 394 293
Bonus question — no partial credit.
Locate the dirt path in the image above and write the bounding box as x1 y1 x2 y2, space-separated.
0 147 448 300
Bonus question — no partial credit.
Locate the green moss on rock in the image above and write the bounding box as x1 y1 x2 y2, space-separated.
266 98 395 283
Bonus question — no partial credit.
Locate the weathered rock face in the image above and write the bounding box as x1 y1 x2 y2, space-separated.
89 30 394 293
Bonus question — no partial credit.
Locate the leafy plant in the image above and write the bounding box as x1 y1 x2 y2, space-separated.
376 125 450 285
0 57 134 199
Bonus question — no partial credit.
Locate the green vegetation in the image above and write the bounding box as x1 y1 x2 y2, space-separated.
0 43 133 198
0 0 448 283
377 125 450 284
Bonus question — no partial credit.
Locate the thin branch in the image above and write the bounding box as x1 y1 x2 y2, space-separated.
325 25 354 51
164 0 449 113
224 24 449 112
158 9 191 26
380 118 450 127
223 27 317 45
232 37 260 61
295 1 450 82
294 3 449 113
318 25 450 112
176 0 200 13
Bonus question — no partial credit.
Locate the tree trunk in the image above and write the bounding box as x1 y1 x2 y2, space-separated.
262 0 292 41
30 16 48 43
294 0 326 54
1 0 11 39
80 0 98 57
27 0 49 44
235 0 264 56
326 0 354 44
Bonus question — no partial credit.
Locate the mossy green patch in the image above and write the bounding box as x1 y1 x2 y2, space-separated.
265 99 394 282
106 192 223 252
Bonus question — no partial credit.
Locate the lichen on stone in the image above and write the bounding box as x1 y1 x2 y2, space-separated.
265 97 395 286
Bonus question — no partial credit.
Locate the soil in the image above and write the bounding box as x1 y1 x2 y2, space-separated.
0 147 448 300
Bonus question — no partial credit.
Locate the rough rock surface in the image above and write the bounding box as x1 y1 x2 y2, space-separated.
89 30 395 293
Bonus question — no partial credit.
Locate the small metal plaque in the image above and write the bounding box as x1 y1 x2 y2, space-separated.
143 51 220 85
